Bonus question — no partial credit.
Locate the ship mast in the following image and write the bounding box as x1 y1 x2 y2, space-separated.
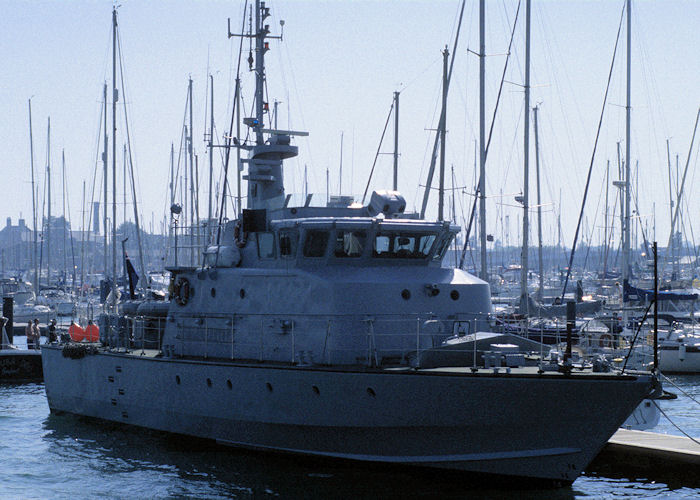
228 0 303 213
253 1 265 147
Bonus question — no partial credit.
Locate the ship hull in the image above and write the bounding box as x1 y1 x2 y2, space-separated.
42 346 651 484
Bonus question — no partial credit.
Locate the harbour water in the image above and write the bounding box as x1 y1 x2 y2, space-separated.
1 367 698 498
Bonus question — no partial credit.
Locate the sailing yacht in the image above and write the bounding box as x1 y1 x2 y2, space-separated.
42 1 655 485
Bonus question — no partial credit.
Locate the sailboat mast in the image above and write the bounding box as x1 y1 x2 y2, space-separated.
46 117 52 288
603 160 610 278
438 46 448 222
62 149 67 282
478 0 487 281
520 0 531 304
533 105 543 301
418 0 466 219
235 77 242 215
392 91 399 191
622 0 631 288
28 99 38 296
80 180 86 293
103 83 108 285
667 108 700 269
208 74 214 244
112 6 118 300
666 139 675 275
339 131 344 195
303 165 308 200
188 78 195 266
451 165 458 267
123 144 127 224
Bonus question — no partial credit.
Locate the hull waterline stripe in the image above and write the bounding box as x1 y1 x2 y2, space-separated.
215 439 580 463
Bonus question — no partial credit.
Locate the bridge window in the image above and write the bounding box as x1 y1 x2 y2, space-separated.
334 230 366 258
373 233 438 259
279 230 298 257
303 230 329 257
432 235 454 261
257 232 276 259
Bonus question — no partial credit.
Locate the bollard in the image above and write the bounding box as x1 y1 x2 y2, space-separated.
3 296 13 345
565 300 576 363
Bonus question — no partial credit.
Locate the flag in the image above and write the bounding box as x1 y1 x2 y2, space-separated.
125 255 139 300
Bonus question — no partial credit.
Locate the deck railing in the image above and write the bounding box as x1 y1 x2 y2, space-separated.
117 311 504 368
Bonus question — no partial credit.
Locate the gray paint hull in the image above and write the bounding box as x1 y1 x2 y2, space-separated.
42 346 651 483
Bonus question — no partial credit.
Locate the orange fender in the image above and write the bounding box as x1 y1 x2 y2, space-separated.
86 324 100 342
69 323 85 342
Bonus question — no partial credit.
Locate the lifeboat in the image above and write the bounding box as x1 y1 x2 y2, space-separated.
85 322 100 342
68 322 85 342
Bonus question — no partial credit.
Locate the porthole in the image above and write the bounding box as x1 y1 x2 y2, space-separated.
175 375 181 385
367 387 376 397
227 380 233 389
312 385 320 395
210 288 216 298
240 288 246 299
266 382 273 392
450 290 460 301
206 378 212 387
401 289 411 300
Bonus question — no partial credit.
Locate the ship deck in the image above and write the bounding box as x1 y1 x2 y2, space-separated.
88 346 647 379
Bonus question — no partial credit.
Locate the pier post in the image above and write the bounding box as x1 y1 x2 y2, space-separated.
2 296 13 345
565 300 576 363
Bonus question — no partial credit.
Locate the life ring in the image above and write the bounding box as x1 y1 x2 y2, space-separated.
173 277 191 306
234 221 248 248
599 333 613 348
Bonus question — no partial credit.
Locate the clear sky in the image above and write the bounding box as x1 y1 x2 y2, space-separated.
1 0 698 252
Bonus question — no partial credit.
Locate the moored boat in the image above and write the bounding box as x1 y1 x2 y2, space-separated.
42 1 656 486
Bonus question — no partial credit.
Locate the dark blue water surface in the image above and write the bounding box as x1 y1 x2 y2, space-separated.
1 376 698 499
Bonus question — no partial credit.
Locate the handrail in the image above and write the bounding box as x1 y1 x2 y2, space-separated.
121 311 548 370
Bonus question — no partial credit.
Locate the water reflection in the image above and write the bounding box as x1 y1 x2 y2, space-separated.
41 413 581 499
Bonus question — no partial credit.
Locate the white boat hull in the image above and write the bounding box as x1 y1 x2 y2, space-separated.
659 344 700 373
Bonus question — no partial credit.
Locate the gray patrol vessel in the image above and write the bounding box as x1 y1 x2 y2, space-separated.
42 1 655 485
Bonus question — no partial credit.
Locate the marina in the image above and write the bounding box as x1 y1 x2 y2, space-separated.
1 0 699 496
